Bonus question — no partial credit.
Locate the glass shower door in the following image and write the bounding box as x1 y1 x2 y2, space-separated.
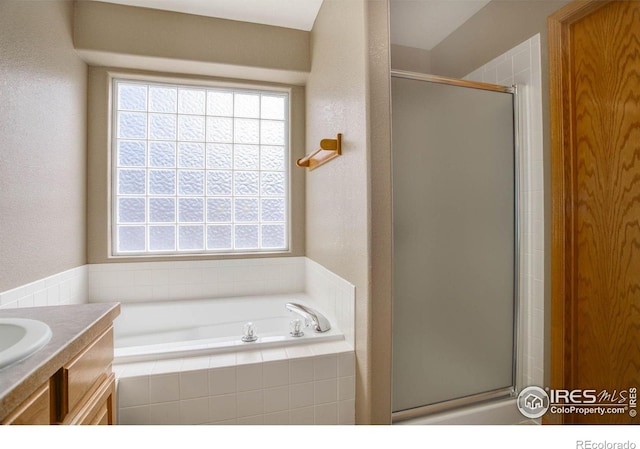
391 72 517 417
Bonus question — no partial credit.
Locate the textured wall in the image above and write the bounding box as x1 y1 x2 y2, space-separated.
390 44 431 74
429 1 569 79
367 0 393 424
305 0 371 423
0 1 87 292
74 1 310 85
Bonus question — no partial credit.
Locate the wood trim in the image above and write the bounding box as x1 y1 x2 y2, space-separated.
546 0 613 425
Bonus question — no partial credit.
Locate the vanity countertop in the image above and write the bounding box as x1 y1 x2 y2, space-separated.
0 302 120 422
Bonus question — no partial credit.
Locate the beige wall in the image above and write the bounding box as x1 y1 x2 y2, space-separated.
306 0 371 423
87 67 306 263
0 1 87 292
390 44 431 74
78 1 310 263
368 0 393 424
429 1 569 79
74 1 311 85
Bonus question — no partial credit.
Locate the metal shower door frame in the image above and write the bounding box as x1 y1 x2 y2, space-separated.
390 69 521 422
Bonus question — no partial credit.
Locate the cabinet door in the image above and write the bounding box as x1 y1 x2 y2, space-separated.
63 326 114 418
2 382 50 425
64 372 115 425
91 406 110 425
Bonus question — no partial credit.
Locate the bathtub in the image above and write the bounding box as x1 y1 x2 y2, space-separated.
113 293 355 425
113 294 344 364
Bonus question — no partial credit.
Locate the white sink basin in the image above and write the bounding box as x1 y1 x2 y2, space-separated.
0 318 52 370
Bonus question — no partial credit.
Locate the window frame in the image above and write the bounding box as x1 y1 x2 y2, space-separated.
108 73 292 258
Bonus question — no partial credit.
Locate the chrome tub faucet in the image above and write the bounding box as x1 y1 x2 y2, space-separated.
285 303 331 333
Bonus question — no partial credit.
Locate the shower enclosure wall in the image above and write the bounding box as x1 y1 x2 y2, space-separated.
391 71 519 421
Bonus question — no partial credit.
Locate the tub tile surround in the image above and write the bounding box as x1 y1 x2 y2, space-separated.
87 256 355 348
465 34 545 390
305 258 356 347
101 257 356 424
88 257 306 304
90 256 355 425
115 342 356 425
2 257 354 343
1 257 356 425
0 265 88 310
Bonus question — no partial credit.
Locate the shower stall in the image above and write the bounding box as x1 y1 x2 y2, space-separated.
391 70 519 421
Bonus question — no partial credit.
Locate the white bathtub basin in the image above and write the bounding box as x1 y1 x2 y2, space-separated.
113 295 344 363
0 318 52 370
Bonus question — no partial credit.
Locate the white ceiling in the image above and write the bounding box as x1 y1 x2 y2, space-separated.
91 0 324 31
390 0 492 50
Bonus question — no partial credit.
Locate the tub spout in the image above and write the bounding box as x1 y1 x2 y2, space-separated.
285 303 331 333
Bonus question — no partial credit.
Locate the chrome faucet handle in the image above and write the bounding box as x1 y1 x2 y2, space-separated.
241 322 258 342
289 319 304 337
285 302 331 333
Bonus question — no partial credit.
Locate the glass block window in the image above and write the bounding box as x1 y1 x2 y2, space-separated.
112 78 289 255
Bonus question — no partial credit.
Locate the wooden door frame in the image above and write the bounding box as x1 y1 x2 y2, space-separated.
547 0 613 425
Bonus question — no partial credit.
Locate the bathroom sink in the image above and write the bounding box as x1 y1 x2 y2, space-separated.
0 318 52 370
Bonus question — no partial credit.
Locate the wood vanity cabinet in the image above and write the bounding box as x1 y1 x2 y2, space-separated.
1 382 51 425
56 326 116 425
2 326 116 425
